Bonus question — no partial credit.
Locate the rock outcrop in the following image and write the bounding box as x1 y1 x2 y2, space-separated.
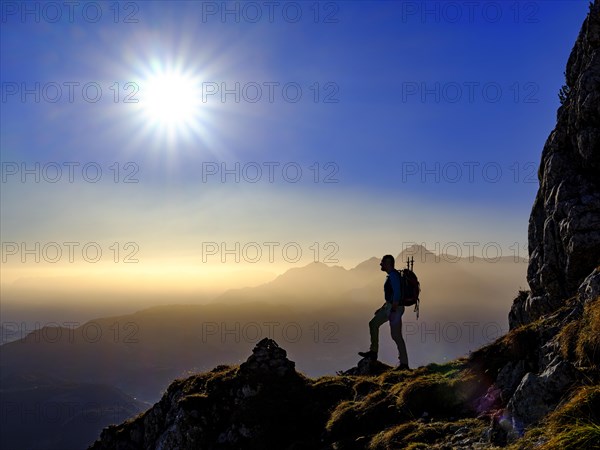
510 0 600 329
88 338 355 450
337 357 394 376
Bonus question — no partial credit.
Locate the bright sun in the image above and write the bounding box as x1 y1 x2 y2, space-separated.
139 70 201 129
127 60 216 148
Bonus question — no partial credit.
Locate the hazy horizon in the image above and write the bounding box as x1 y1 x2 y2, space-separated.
1 244 528 326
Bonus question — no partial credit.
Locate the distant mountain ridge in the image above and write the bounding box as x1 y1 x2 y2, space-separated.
215 244 526 304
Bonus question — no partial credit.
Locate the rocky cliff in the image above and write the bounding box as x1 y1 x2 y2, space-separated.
89 3 600 449
509 0 600 329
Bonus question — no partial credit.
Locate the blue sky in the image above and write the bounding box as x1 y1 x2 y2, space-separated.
0 1 592 287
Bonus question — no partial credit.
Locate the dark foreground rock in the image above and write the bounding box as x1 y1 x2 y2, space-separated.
88 338 355 450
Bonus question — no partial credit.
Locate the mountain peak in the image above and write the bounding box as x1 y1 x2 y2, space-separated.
397 244 435 262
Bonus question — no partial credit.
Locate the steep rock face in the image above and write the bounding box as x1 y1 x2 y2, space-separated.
511 1 600 329
501 4 600 430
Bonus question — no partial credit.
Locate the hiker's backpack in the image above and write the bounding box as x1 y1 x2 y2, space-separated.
397 257 421 318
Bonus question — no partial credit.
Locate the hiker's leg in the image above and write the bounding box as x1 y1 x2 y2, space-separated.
389 307 409 366
369 303 390 353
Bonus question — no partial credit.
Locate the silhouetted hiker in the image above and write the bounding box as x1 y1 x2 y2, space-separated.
358 254 410 369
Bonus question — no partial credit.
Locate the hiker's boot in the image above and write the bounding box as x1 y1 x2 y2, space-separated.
396 363 410 371
358 350 378 360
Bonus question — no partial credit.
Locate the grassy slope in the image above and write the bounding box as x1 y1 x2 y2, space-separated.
320 295 600 449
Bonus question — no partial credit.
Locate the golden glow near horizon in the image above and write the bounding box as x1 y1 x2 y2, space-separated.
0 183 529 296
0 262 281 293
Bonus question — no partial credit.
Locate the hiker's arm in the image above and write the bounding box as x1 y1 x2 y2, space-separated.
391 271 401 310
